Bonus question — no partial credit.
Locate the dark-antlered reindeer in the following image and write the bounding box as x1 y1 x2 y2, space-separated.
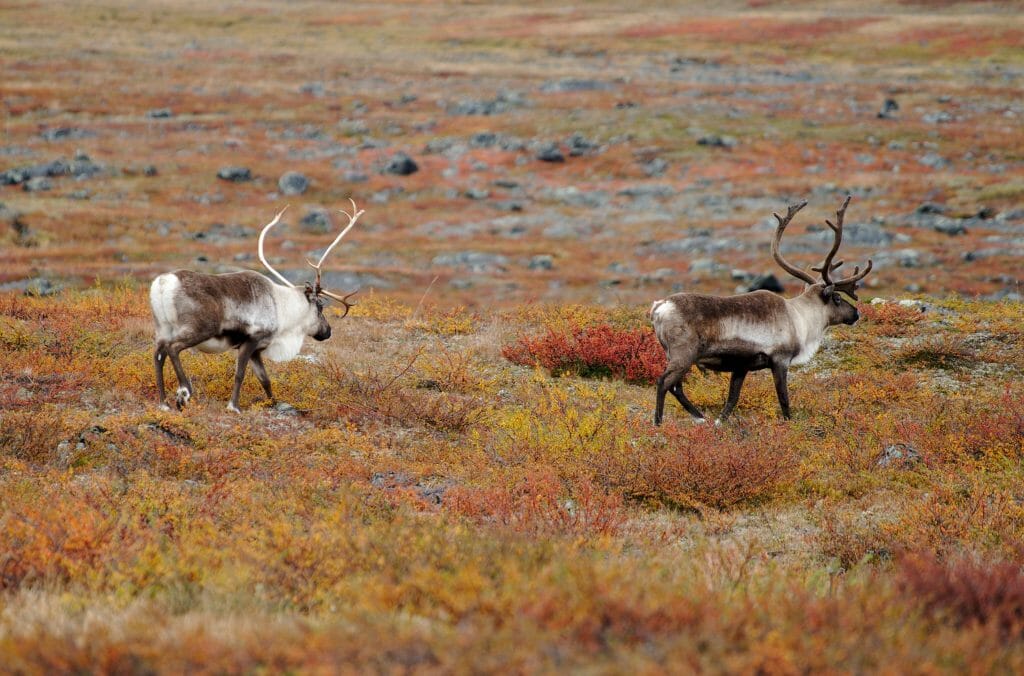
650 196 873 424
150 201 363 412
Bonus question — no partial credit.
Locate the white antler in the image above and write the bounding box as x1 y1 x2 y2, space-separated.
257 206 295 288
306 198 365 274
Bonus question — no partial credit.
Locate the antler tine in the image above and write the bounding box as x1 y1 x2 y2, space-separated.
817 195 851 286
312 199 365 273
257 206 296 288
771 200 817 285
319 288 358 318
832 259 873 299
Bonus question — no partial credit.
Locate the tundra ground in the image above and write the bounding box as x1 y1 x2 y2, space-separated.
2 0 1023 672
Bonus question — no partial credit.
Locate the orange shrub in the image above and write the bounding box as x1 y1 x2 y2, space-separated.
619 422 802 509
502 323 666 385
858 302 925 337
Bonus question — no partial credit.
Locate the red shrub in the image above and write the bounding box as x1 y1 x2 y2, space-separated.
899 552 1024 638
502 323 666 385
445 471 626 537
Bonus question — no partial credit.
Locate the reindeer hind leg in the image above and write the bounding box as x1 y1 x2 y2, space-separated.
227 341 260 413
249 350 274 402
655 354 703 425
154 342 170 410
166 342 195 410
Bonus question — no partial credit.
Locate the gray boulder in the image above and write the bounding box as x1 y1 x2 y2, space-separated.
278 171 310 195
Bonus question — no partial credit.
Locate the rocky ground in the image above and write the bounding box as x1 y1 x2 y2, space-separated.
2 0 1023 307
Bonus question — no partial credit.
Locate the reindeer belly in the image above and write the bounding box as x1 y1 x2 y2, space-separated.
196 337 232 353
195 329 249 354
697 352 771 372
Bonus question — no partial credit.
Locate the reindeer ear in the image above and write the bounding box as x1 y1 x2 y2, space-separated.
820 284 835 299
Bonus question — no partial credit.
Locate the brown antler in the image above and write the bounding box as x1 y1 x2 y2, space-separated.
812 195 873 300
305 198 364 311
812 194 850 285
771 200 816 285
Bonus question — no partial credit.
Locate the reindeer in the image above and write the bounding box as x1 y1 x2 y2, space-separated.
650 196 872 424
150 201 363 412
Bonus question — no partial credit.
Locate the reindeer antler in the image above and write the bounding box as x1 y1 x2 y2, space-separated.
258 206 296 288
813 195 872 300
305 198 364 312
770 195 873 298
258 201 364 313
771 200 816 285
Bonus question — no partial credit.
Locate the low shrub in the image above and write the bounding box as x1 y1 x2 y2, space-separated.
894 334 977 371
446 471 627 537
613 422 802 510
502 323 666 385
858 302 926 337
899 552 1024 638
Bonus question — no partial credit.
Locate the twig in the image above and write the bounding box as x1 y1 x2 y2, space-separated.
410 275 439 321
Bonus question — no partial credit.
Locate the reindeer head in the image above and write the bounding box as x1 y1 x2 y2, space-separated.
257 199 364 340
771 196 873 326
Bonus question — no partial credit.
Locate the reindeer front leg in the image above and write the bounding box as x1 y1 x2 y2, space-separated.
718 369 748 422
228 341 260 413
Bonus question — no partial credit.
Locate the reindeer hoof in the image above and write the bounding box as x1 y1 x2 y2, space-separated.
159 403 172 412
175 387 191 410
226 403 241 414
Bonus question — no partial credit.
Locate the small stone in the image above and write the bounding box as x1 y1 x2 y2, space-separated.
876 443 922 469
535 143 564 163
922 111 953 124
933 220 966 236
383 152 419 176
342 170 368 183
917 153 949 169
470 132 498 148
566 132 598 156
877 98 899 119
300 208 332 234
24 278 59 297
897 299 927 312
299 81 325 97
642 157 668 177
278 171 309 195
146 108 173 118
464 188 490 200
272 402 299 416
23 176 52 192
697 134 737 149
746 273 784 293
915 202 946 215
528 254 554 271
217 166 252 182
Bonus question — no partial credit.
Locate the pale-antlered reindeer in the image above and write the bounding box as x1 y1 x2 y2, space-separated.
650 196 873 424
150 201 363 412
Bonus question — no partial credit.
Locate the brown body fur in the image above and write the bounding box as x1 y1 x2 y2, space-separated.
651 284 859 424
